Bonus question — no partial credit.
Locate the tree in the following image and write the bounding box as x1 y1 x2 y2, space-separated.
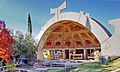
22 34 37 56
10 32 37 57
10 32 24 56
0 28 15 64
28 13 32 35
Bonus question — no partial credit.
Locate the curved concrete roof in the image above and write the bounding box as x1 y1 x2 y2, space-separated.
36 12 111 49
92 18 112 37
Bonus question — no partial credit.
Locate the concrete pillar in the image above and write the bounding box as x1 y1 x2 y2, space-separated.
51 50 54 59
63 50 66 59
84 49 86 60
69 50 72 59
37 49 44 60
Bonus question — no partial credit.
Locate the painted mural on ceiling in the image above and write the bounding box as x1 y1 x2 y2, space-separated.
43 20 100 48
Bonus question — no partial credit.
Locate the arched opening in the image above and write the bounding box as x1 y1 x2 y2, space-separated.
41 20 100 60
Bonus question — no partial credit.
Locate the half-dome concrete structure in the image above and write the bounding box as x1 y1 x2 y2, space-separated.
36 0 111 60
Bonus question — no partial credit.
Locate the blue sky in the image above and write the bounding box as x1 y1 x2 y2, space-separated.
0 0 120 37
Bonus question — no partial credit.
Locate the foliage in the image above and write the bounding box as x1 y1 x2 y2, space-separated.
105 58 120 71
22 34 36 55
0 28 15 64
10 33 37 56
46 69 64 72
10 33 24 55
5 62 16 70
28 13 32 34
71 58 120 72
70 62 107 72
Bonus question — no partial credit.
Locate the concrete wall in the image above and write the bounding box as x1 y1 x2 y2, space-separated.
101 18 120 56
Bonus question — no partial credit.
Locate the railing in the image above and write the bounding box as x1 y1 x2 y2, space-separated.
72 54 83 60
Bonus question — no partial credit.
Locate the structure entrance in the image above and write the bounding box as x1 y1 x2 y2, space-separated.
42 20 101 60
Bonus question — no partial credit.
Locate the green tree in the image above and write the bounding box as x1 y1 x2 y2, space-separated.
22 34 36 56
28 13 32 35
10 32 24 55
10 32 37 57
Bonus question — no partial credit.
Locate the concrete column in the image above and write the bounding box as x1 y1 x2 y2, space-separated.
51 50 54 60
37 49 44 60
62 50 66 59
84 49 86 60
69 50 71 59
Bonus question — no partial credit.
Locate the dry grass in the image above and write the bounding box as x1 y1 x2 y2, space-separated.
46 58 120 72
71 58 120 72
